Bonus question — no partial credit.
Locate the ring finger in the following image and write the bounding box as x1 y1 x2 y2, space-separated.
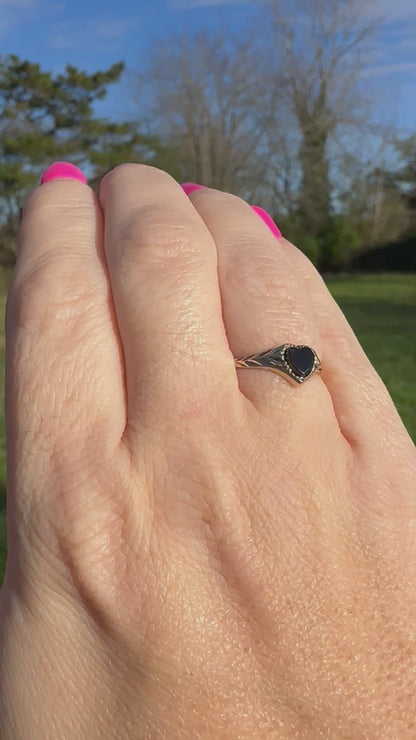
186 187 337 436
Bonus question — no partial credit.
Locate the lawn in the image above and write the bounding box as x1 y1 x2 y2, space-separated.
0 272 415 586
327 273 416 442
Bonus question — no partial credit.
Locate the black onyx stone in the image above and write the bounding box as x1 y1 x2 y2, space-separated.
285 346 315 377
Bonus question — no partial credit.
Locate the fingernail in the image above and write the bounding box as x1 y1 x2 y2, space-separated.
40 162 87 185
251 206 282 239
181 182 204 196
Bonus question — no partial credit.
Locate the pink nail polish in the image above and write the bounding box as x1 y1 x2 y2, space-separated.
251 206 282 239
40 162 87 185
181 182 204 196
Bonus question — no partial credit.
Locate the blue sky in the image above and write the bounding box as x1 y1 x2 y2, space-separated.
1 0 416 134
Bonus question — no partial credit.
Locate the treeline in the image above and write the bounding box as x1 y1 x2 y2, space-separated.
1 0 416 272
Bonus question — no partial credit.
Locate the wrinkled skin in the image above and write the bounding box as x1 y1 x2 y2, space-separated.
1 165 416 738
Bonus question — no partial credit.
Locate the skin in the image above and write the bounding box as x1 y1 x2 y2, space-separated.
0 164 416 739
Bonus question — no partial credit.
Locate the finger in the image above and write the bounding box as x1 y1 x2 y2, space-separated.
185 187 340 442
279 238 416 456
98 165 237 443
6 165 127 510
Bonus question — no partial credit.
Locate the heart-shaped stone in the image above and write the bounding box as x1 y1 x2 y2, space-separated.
285 346 315 377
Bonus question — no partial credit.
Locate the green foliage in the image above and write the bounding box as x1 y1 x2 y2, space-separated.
319 215 362 272
278 215 321 265
2 49 416 274
395 135 416 188
88 129 184 190
394 136 416 230
277 213 361 271
297 233 321 266
0 55 175 265
0 56 125 179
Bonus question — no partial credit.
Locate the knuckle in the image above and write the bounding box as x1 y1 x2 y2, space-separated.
224 244 298 304
223 243 316 340
117 207 205 270
8 257 97 333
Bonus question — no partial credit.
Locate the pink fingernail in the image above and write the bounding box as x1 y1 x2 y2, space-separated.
251 206 282 239
181 182 204 195
40 162 87 185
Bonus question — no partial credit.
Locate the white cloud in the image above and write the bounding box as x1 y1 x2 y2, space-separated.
0 0 65 36
0 0 39 35
0 0 37 7
366 61 416 77
360 0 416 82
170 0 249 8
51 15 140 51
375 0 416 22
94 18 138 40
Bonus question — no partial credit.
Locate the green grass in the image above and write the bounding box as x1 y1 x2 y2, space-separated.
0 273 415 587
326 273 416 442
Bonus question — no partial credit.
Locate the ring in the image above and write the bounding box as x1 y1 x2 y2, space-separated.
234 344 321 385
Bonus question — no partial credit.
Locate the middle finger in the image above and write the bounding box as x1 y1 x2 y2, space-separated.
99 166 236 441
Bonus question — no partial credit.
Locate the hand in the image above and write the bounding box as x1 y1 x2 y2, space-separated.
1 163 415 739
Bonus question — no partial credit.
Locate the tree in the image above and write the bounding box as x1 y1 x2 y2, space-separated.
261 0 379 241
394 135 416 232
0 56 169 266
131 28 273 198
132 2 387 269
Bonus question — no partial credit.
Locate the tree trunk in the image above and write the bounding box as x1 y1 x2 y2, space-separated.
298 120 331 236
